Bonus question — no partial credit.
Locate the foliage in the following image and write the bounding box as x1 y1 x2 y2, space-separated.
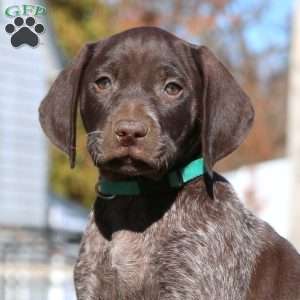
49 120 99 207
48 0 115 56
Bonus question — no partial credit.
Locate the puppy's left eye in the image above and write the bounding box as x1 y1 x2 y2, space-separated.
95 76 112 90
164 82 182 96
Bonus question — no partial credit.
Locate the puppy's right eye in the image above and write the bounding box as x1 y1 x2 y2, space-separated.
95 77 112 90
164 82 182 97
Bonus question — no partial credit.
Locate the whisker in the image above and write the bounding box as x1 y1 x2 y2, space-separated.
87 138 97 148
87 130 102 136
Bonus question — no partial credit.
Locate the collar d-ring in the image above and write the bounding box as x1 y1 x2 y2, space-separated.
95 183 116 200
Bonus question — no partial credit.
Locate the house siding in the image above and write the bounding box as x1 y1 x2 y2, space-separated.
0 0 59 227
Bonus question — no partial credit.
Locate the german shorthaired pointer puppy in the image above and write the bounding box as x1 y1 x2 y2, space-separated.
39 27 300 299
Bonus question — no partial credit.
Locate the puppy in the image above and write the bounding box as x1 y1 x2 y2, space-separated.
39 27 300 300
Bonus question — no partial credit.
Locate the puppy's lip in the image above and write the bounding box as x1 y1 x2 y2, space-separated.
102 155 153 170
99 152 159 177
100 147 155 166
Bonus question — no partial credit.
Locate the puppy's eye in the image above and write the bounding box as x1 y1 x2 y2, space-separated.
164 82 182 96
95 76 112 90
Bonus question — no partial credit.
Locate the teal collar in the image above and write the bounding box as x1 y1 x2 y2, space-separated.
96 157 205 197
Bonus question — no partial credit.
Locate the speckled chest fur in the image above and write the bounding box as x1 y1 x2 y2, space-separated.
74 179 266 300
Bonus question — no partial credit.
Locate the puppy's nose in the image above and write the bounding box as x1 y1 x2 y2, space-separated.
114 120 148 146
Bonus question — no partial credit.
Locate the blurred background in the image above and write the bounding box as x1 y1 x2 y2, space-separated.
0 0 299 299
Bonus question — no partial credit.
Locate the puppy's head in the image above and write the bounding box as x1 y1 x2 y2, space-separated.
39 27 254 179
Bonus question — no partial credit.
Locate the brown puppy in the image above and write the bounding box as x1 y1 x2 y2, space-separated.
39 27 300 300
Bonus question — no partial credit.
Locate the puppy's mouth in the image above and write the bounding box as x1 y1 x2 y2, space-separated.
102 156 154 176
99 148 162 178
88 134 174 179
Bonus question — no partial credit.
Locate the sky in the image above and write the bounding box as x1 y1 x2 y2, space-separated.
245 0 293 53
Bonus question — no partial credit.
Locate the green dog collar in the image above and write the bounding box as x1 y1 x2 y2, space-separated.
97 157 205 197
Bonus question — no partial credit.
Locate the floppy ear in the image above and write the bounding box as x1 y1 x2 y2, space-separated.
195 46 254 176
39 43 94 168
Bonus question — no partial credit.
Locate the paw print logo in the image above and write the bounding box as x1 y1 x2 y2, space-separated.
5 16 45 48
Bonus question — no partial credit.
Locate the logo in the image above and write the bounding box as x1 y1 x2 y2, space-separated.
4 5 47 48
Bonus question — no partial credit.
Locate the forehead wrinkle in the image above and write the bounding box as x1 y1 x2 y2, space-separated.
157 63 187 80
167 42 193 81
178 46 195 83
95 61 118 74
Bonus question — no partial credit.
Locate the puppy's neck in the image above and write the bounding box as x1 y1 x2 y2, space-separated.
94 189 178 241
93 175 209 241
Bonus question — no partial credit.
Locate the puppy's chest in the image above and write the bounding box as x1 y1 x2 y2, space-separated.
97 222 256 300
100 230 157 298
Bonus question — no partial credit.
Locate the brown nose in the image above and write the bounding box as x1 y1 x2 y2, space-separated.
114 120 148 146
